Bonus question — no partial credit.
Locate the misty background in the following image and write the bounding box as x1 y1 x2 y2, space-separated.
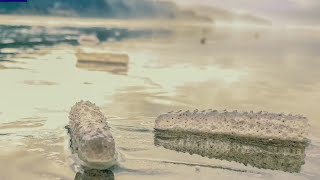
0 0 319 26
0 0 271 25
0 0 177 19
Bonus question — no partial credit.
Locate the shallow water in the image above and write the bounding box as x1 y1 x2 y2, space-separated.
0 20 320 180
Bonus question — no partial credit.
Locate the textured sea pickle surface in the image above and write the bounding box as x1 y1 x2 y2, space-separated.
69 100 116 168
155 110 309 142
154 131 307 173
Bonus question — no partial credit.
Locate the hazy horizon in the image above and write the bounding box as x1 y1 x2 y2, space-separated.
0 0 319 27
173 0 320 26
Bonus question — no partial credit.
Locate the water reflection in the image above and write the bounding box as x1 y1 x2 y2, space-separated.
76 51 129 75
0 25 171 48
74 169 114 180
0 25 172 59
154 130 307 173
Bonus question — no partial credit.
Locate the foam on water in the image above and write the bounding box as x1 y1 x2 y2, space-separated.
155 110 309 142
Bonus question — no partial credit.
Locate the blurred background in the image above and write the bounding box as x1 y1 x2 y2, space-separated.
1 0 320 26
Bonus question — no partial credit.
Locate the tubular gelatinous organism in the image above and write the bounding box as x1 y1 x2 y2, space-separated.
155 110 309 142
154 131 307 173
68 100 117 169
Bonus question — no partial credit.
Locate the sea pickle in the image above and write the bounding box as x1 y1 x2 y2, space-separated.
69 100 117 169
155 110 309 142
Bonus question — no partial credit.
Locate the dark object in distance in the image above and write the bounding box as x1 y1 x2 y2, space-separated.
201 37 206 45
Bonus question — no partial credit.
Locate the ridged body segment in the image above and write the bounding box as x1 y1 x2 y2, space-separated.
69 100 116 169
155 110 309 142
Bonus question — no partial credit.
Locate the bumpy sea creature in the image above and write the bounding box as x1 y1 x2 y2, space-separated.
155 110 309 142
68 100 117 169
154 131 307 173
